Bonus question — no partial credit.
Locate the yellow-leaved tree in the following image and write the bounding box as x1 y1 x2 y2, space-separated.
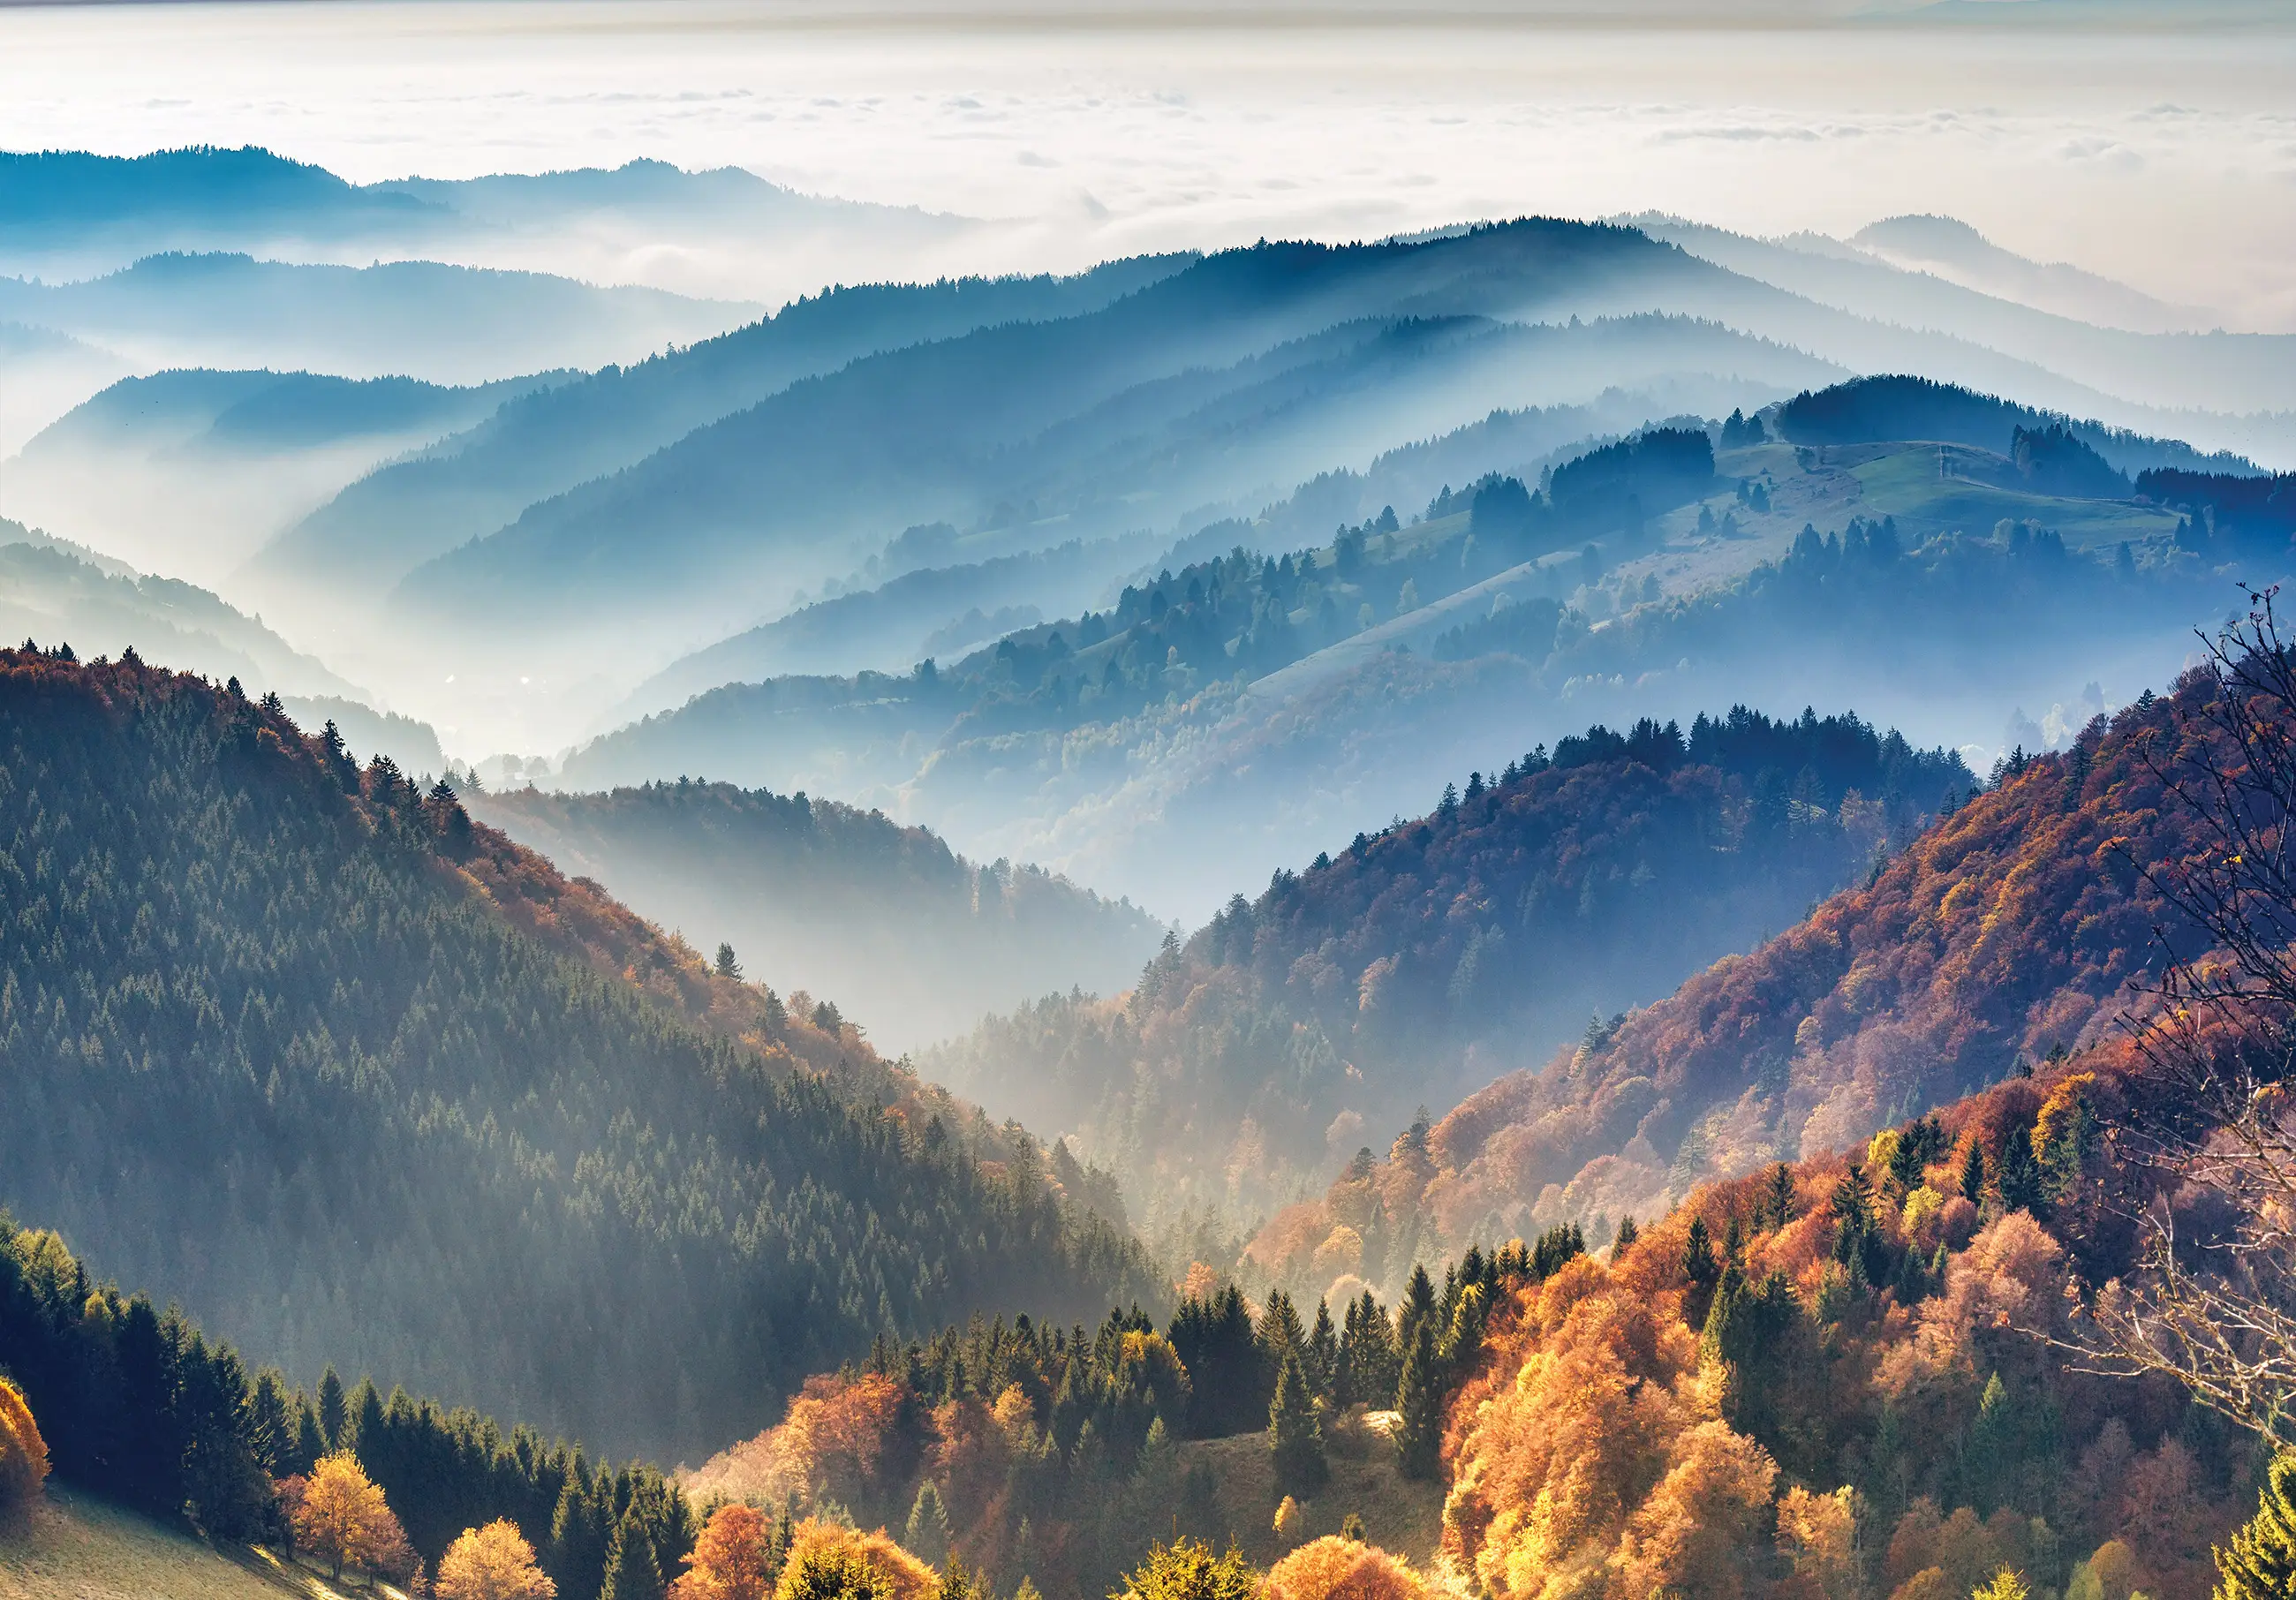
0 1377 50 1513
291 1452 406 1581
436 1520 558 1600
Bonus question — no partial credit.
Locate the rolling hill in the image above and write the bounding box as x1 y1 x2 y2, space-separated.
247 252 1192 625
920 704 1969 1222
554 376 2254 925
0 521 358 699
0 367 565 584
0 645 1159 1462
470 777 1167 1054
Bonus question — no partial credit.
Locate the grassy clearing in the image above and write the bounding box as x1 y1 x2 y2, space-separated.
1175 1412 1444 1567
0 1485 380 1600
1851 446 2177 547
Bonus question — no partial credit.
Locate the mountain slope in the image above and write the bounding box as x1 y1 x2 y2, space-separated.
470 778 1167 1053
385 225 1801 651
0 525 357 699
0 646 1159 1461
251 254 1191 615
0 368 563 584
921 706 1968 1220
1243 666 2220 1293
558 378 2245 925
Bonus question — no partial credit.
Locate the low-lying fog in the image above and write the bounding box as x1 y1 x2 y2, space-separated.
1 2 2291 328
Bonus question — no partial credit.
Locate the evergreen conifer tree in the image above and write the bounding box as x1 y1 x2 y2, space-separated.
1997 1125 2049 1216
1960 1136 1990 1204
549 1475 611 1600
347 1378 385 1457
2218 1452 2296 1600
1682 1216 1721 1325
601 1510 665 1600
1268 1349 1327 1497
903 1480 951 1566
293 1400 327 1477
318 1368 346 1450
1395 1322 1440 1481
1764 1163 1796 1230
1305 1300 1339 1402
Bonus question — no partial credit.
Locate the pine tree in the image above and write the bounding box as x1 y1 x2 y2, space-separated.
1998 1122 2049 1216
549 1474 611 1600
903 1480 951 1566
347 1377 384 1458
1764 1163 1796 1230
1960 1136 1990 1204
1395 1322 1440 1481
1613 1215 1639 1254
1268 1349 1327 1497
293 1399 327 1477
1258 1291 1306 1364
1398 1264 1437 1353
1682 1216 1721 1325
318 1367 346 1450
1305 1300 1339 1402
601 1509 665 1600
2218 1452 2296 1600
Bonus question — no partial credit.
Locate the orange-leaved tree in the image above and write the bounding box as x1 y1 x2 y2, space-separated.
1262 1535 1429 1600
291 1451 407 1581
670 1504 777 1600
0 1377 49 1514
435 1519 558 1600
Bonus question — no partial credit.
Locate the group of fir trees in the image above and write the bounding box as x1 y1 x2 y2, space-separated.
0 1211 693 1597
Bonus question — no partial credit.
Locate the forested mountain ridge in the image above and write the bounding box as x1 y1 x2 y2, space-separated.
252 253 1193 614
922 705 1970 1229
389 223 1832 658
1244 666 2224 1298
558 409 1743 797
0 523 359 700
471 777 1167 1053
0 644 1160 1461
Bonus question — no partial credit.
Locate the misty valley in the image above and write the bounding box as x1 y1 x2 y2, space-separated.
6 20 2296 1600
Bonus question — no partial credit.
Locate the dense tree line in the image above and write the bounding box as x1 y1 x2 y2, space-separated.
0 645 1160 1461
1773 374 2246 478
684 1226 1586 1599
0 1211 694 1595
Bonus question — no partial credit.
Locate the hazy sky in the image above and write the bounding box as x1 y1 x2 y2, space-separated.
0 1 2291 323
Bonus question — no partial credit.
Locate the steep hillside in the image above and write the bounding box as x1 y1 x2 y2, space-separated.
1439 1052 2243 1600
392 274 1832 660
1242 666 2224 1300
0 1486 298 1600
922 706 1968 1222
621 532 1164 716
0 645 1159 1461
471 778 1167 1053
